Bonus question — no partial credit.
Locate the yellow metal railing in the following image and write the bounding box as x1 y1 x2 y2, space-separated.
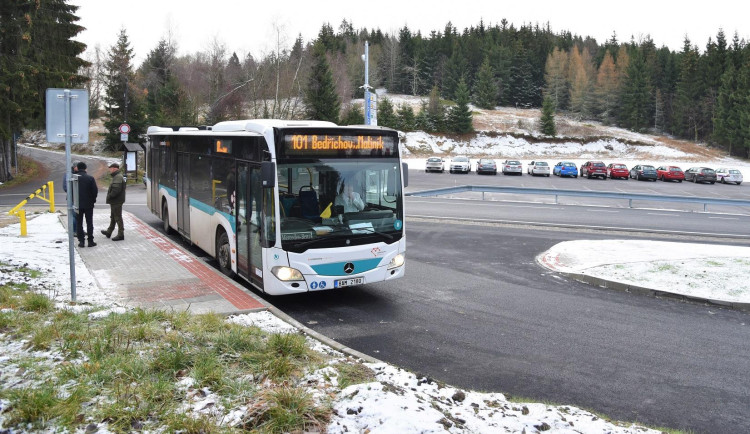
7 181 55 237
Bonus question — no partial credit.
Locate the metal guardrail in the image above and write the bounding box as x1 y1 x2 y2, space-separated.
405 185 750 212
7 181 55 236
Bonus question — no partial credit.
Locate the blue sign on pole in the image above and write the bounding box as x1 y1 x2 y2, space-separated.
364 90 372 125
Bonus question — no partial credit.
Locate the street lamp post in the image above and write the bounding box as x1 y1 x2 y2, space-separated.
361 42 377 126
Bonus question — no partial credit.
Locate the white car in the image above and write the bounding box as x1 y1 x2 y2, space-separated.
449 156 471 174
501 160 523 175
527 161 550 176
425 157 444 173
715 168 743 185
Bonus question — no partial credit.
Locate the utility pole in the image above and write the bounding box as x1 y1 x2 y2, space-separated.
361 41 377 126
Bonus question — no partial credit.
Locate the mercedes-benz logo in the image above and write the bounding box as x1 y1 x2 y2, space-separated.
344 263 355 274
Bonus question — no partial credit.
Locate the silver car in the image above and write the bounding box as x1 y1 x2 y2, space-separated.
715 168 743 185
527 161 550 176
425 157 444 173
502 160 523 175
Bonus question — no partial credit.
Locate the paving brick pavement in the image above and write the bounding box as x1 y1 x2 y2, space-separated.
71 208 267 314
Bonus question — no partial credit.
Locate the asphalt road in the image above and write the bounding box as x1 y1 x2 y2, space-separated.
4 147 749 433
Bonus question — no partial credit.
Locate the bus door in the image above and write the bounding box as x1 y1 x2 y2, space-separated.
177 153 190 236
236 162 263 288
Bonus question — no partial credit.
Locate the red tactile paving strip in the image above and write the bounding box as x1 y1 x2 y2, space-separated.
126 215 264 310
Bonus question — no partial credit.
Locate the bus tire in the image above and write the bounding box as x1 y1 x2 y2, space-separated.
162 202 173 235
216 230 234 277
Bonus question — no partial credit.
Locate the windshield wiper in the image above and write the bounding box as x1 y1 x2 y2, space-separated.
288 227 394 250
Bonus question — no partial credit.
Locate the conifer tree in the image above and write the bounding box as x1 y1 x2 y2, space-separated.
540 96 556 136
103 29 146 149
619 48 652 132
414 101 431 131
340 104 364 125
426 87 445 132
443 48 468 100
568 47 594 120
474 57 498 109
507 44 537 108
0 0 88 180
673 39 703 140
448 78 473 133
304 43 340 123
140 39 188 125
377 96 398 129
396 103 416 131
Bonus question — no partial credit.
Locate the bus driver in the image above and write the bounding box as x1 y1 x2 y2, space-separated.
335 182 365 213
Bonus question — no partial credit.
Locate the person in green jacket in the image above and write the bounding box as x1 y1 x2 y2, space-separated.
101 162 126 241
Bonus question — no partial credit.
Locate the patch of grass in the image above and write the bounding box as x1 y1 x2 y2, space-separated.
335 362 376 389
705 260 723 267
192 351 226 390
653 264 678 273
0 157 40 189
244 386 329 433
20 292 53 313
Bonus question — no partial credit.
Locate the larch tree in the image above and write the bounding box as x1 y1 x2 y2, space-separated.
543 47 569 111
567 46 594 120
594 51 620 124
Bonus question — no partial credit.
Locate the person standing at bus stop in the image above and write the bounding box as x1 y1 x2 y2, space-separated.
63 163 78 236
101 162 126 241
75 161 98 247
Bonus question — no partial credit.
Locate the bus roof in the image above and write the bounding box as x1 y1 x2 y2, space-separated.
147 119 398 136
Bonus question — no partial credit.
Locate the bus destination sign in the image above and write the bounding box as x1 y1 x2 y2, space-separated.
283 134 397 156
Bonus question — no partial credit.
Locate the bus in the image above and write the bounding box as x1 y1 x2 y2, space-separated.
145 119 407 295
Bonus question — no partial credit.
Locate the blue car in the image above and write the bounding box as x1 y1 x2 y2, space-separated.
553 161 578 177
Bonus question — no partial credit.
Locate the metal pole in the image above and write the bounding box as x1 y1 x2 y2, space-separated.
362 41 373 125
64 89 77 302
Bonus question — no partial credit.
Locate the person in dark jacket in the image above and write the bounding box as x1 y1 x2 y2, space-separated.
75 161 98 247
62 163 78 236
101 162 126 241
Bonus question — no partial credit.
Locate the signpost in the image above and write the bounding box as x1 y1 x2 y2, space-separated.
46 88 89 302
119 123 130 142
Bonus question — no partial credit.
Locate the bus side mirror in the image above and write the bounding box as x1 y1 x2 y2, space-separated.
261 161 276 188
402 162 408 188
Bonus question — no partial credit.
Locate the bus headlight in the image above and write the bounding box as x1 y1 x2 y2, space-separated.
388 253 405 269
272 266 304 281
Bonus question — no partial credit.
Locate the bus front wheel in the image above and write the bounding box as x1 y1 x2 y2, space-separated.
216 231 234 277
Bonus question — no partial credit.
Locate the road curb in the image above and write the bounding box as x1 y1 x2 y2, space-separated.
562 271 750 312
267 306 382 364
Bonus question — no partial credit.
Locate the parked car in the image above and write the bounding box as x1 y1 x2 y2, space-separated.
501 160 523 175
449 156 471 174
715 168 743 185
684 167 717 184
425 157 444 173
629 165 658 181
656 166 684 182
476 158 497 175
607 163 629 180
580 161 607 179
527 161 550 176
553 161 578 177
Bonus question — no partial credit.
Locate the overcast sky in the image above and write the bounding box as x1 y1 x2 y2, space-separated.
72 0 749 63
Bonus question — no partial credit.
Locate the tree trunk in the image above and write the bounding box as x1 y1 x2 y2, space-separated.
0 138 11 182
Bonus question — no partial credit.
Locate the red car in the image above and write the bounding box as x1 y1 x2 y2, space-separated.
656 166 685 182
607 163 629 179
580 161 607 179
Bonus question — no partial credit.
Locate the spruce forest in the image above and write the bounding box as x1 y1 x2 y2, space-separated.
2 2 750 181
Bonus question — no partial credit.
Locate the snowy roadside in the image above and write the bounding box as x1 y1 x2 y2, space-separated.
538 240 750 304
0 213 665 432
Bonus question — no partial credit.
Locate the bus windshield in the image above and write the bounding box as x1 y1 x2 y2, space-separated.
277 158 404 252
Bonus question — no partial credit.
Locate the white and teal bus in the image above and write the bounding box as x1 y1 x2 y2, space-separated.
145 120 406 295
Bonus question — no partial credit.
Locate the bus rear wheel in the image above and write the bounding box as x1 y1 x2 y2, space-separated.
216 231 234 277
162 202 172 235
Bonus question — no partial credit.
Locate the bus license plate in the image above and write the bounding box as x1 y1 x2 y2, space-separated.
335 277 364 288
